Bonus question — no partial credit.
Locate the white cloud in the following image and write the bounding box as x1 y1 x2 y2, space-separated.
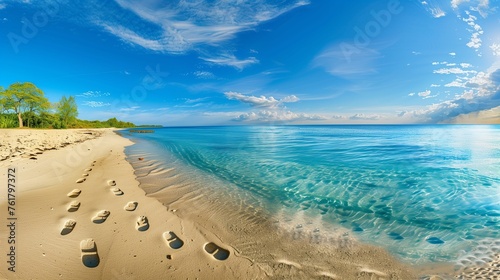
432 61 449 65
466 32 482 49
8 0 309 54
461 11 484 50
465 71 490 88
193 71 215 79
83 101 111 108
470 0 490 17
93 0 309 53
432 63 476 88
78 91 112 108
431 7 446 18
438 64 484 88
421 1 446 18
233 110 326 123
408 92 416 96
407 67 500 122
0 3 6 10
281 95 300 103
223 91 320 123
418 90 432 97
97 22 167 52
185 97 209 104
451 0 466 9
452 0 490 14
449 52 456 56
331 114 347 120
224 91 298 108
433 67 476 75
445 79 466 87
200 54 258 70
78 91 111 98
491 44 500 56
349 113 380 120
431 84 440 87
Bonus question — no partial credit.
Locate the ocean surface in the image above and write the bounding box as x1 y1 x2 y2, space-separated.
122 125 500 266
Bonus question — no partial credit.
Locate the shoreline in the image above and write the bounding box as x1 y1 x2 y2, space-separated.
0 128 495 279
121 130 420 279
0 129 258 279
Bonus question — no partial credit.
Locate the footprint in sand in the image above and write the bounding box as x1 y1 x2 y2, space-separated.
80 238 99 268
111 187 124 196
82 173 89 177
67 201 81 212
107 180 116 186
124 201 138 211
163 231 184 249
61 219 76 235
136 216 149 231
92 210 110 224
84 168 92 172
67 189 82 198
357 268 388 279
76 178 86 183
204 242 230 261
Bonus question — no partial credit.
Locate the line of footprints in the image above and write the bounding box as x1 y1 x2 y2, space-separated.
61 161 230 268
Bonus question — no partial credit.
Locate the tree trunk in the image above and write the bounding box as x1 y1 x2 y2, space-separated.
17 112 23 128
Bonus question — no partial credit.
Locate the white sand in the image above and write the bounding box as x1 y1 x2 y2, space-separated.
1 128 470 279
1 129 257 279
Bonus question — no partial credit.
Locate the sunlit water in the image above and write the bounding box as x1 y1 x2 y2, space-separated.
122 125 500 266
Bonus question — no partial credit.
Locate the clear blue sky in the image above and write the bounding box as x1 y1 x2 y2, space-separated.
1 0 499 126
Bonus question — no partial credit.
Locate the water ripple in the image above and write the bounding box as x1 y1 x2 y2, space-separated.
123 125 500 264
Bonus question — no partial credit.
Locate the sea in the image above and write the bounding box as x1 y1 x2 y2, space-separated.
121 125 500 267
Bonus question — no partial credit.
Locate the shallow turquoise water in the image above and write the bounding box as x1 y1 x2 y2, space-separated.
123 125 500 265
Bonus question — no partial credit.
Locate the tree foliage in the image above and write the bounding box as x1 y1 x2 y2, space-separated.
72 118 136 128
0 86 6 114
0 82 138 129
2 82 49 127
57 95 78 128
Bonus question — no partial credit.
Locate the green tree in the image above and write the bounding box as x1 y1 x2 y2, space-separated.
3 82 49 128
56 95 78 128
39 112 58 128
106 117 119 127
0 86 6 113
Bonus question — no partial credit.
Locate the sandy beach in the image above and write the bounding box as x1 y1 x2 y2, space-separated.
0 129 497 279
